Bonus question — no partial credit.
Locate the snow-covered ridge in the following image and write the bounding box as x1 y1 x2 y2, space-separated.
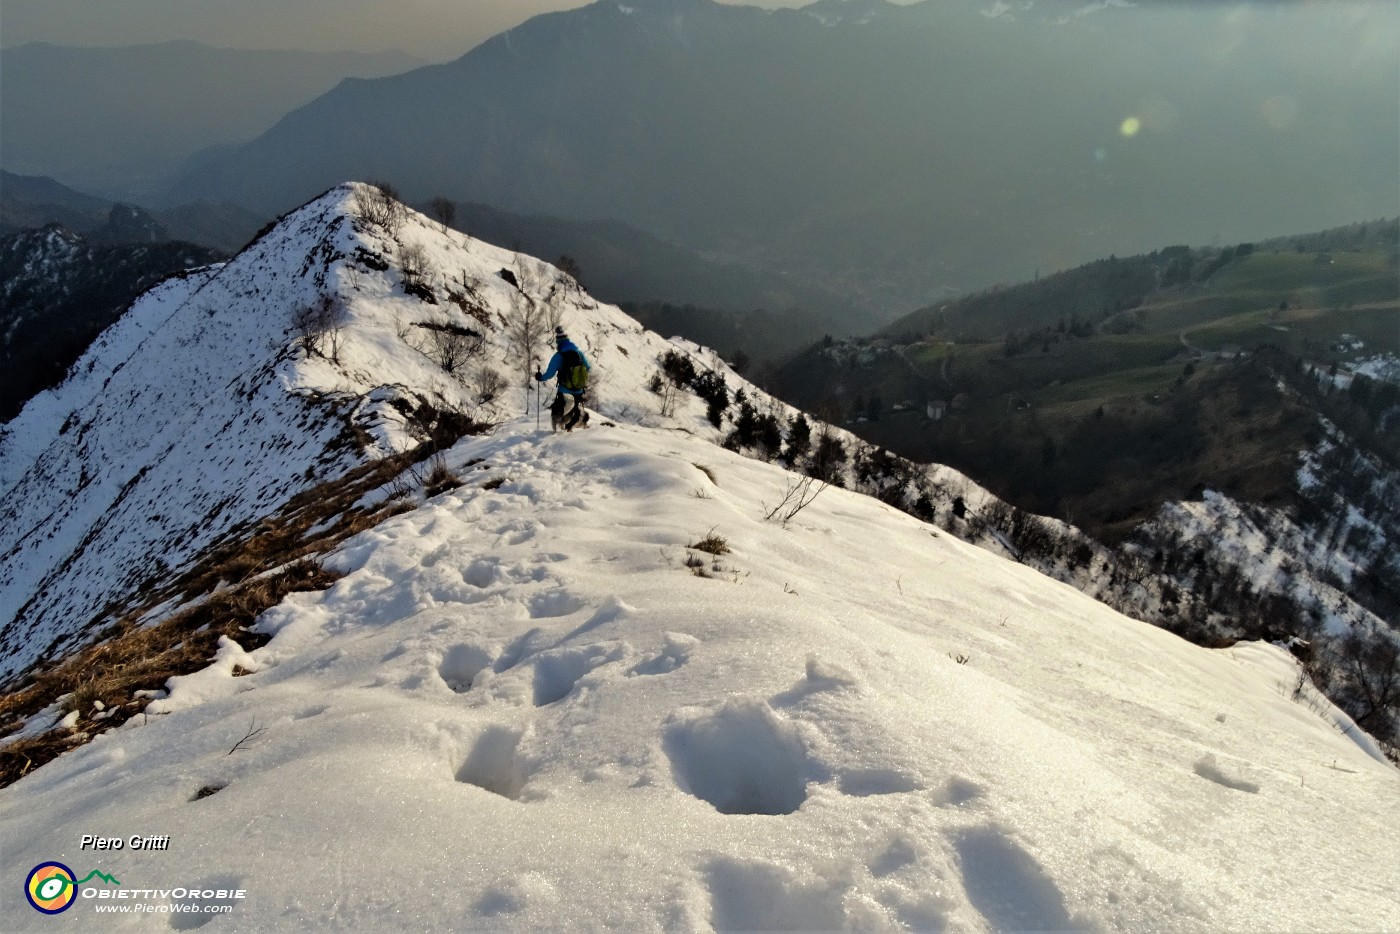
0 187 450 677
0 182 1023 683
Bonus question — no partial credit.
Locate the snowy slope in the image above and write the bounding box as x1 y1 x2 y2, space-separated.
2 185 1396 930
2 418 1397 931
0 185 667 679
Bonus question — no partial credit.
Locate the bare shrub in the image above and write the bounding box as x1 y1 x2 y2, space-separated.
556 254 584 289
227 718 266 755
291 296 347 362
411 314 482 375
651 369 682 417
409 452 462 497
1328 623 1400 753
471 365 507 404
430 196 457 235
763 475 827 527
503 257 549 412
808 423 847 483
400 243 431 288
355 181 406 234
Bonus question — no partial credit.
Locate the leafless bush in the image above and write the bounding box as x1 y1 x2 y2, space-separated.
808 422 847 484
651 369 682 417
412 314 482 375
228 717 266 755
763 475 828 527
355 181 406 234
471 365 507 404
1328 623 1400 753
556 254 584 289
406 451 461 497
430 196 457 234
400 243 431 288
291 296 347 362
513 256 565 334
689 529 730 555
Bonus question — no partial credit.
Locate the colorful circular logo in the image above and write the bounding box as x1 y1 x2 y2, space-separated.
25 862 78 914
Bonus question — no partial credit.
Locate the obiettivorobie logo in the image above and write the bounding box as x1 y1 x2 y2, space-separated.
24 861 247 919
24 862 121 914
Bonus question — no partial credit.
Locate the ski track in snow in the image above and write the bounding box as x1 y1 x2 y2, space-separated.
1 186 1397 931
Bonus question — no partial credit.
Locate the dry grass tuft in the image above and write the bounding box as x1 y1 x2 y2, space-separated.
689 529 730 555
420 453 462 497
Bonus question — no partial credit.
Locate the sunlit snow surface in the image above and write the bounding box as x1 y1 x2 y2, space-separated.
2 419 1397 930
1 186 1397 931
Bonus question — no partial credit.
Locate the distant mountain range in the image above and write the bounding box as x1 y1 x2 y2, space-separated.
427 199 858 345
1 170 264 253
0 40 422 200
166 0 1398 320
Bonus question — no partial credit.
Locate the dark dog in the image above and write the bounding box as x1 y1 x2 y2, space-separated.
550 393 589 432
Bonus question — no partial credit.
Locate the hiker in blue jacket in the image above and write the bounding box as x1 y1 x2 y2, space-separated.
535 326 591 431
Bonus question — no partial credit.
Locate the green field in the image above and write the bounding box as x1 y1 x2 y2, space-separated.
1186 304 1399 356
802 227 1399 541
1210 249 1392 294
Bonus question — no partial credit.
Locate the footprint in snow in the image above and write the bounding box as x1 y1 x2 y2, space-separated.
527 589 586 619
952 825 1076 932
438 643 495 694
529 643 628 706
629 631 699 677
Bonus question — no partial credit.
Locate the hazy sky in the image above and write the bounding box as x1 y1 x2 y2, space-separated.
0 0 857 61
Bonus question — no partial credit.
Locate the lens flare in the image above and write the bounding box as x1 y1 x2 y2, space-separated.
1119 116 1142 138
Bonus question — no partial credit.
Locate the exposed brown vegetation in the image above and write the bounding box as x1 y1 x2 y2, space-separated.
0 421 489 787
0 559 340 787
689 530 730 555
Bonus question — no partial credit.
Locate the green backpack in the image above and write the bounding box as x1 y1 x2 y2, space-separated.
559 348 589 391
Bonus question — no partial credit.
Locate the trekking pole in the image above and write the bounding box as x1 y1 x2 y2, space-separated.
532 358 540 430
